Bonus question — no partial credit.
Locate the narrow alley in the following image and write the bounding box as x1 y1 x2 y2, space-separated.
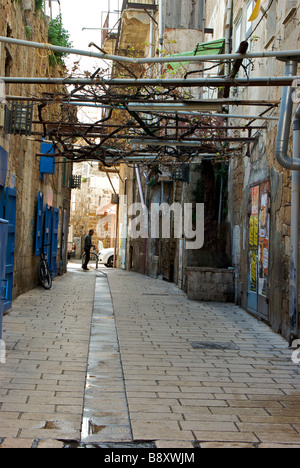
0 263 300 449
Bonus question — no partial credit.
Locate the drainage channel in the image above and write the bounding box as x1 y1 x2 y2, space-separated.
80 272 134 446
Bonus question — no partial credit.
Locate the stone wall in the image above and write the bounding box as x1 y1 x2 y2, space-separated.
186 267 234 303
206 0 300 340
0 0 72 298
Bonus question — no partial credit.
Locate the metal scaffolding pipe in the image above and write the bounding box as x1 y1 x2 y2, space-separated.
0 76 299 87
130 138 256 145
0 35 299 64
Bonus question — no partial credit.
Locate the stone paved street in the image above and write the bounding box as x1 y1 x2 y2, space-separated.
0 262 300 448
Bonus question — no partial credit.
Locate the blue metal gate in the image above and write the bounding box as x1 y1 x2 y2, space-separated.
3 188 16 312
35 192 44 257
0 219 8 339
44 203 52 268
0 186 4 219
35 195 60 279
50 207 59 277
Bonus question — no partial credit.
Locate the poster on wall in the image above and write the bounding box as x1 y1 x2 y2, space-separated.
250 250 257 293
257 188 270 297
248 181 270 319
249 186 259 292
258 238 269 296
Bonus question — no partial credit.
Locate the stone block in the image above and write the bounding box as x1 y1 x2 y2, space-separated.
186 267 234 303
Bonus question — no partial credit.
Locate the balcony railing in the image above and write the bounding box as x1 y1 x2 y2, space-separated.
122 0 158 11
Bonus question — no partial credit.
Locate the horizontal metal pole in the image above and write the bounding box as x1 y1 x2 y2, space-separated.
103 156 219 163
82 28 118 31
32 121 263 130
130 139 256 146
181 112 278 121
35 132 256 141
128 102 224 112
0 36 299 64
0 76 299 88
6 95 279 106
42 154 221 162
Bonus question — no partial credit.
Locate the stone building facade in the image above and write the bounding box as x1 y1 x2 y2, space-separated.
205 0 300 341
0 0 72 303
107 0 231 287
69 162 119 256
101 0 300 342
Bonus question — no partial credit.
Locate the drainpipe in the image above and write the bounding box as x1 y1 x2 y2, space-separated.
275 60 300 344
290 105 300 344
225 0 233 76
275 61 300 170
149 15 154 78
158 0 164 76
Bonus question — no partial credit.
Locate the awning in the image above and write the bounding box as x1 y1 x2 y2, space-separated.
165 38 225 70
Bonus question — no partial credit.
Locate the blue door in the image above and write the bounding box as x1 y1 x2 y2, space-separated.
3 188 16 312
0 186 4 219
50 207 59 277
44 203 52 266
0 219 8 339
247 183 270 321
35 198 60 278
35 192 44 257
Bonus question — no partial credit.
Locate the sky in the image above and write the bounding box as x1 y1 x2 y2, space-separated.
48 0 121 122
52 0 121 74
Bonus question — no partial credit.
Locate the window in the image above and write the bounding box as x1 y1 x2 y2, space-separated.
233 14 243 93
234 18 242 53
246 0 254 41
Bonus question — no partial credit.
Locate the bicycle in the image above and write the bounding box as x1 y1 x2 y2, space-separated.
81 246 114 270
81 247 99 270
37 247 52 290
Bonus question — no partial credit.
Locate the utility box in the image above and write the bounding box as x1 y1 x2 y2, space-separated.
0 219 8 340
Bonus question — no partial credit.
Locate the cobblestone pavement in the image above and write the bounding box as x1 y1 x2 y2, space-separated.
0 262 96 448
107 269 300 449
0 263 300 448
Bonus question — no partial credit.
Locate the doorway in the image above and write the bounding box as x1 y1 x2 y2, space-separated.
247 181 270 320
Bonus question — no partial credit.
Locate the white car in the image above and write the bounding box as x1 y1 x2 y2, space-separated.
98 247 114 268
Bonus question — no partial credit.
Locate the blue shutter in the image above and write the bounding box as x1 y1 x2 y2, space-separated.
49 207 59 277
0 186 4 219
35 192 44 256
39 157 55 175
0 146 7 219
39 142 56 177
0 146 8 187
44 204 52 265
3 187 16 312
0 219 8 339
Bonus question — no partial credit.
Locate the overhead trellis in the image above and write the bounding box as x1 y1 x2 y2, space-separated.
0 34 296 167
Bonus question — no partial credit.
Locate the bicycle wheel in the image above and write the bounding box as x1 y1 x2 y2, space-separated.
82 251 98 270
37 260 52 290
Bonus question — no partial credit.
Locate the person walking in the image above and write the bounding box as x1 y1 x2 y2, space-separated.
82 229 95 270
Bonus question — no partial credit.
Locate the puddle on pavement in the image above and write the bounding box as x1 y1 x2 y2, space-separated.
63 440 156 449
